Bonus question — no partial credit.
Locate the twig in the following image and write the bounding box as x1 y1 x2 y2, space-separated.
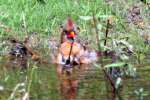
104 20 110 46
92 13 116 94
104 19 110 56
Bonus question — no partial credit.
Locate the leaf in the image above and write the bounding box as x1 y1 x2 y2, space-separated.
139 88 144 93
115 77 122 89
139 53 145 61
97 24 102 30
104 62 125 68
120 54 129 60
93 63 102 69
96 15 117 20
126 64 137 77
0 85 4 91
118 40 133 51
79 15 116 21
79 16 92 21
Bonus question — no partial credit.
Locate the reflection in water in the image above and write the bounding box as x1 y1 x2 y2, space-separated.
56 64 90 100
77 64 150 100
0 56 150 100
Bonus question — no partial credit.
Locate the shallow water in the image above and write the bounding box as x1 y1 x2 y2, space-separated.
0 56 150 100
78 68 150 100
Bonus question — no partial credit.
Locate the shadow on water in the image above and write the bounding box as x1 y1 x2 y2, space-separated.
0 56 150 100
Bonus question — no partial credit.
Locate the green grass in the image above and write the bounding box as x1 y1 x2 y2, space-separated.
0 0 108 37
